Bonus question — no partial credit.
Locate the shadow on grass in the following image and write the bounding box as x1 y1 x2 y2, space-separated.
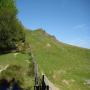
0 48 17 55
0 78 23 90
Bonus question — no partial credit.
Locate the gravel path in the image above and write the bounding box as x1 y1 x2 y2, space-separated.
44 75 59 90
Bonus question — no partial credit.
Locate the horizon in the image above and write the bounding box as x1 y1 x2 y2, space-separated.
16 0 90 49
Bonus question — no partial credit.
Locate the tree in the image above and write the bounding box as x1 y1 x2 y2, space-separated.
0 0 25 52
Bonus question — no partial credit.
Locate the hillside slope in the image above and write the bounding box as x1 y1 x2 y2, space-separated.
26 29 90 90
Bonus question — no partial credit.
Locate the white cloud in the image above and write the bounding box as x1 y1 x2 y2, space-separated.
73 24 88 30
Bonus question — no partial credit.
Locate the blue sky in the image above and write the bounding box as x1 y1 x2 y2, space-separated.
16 0 90 49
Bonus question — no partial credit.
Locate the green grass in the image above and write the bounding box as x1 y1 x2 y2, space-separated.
0 29 90 90
0 52 34 89
26 29 90 90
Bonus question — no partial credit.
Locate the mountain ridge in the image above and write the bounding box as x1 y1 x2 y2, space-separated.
26 29 90 50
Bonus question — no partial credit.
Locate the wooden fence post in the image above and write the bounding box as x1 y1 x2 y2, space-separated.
34 85 39 90
46 85 49 90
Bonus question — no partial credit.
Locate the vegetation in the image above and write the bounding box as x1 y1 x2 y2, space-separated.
0 0 25 52
0 53 34 89
0 0 90 90
0 0 34 89
26 29 90 90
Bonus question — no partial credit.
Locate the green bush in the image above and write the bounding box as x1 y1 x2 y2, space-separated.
0 0 25 52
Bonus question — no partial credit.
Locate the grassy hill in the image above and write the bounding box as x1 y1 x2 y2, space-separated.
26 29 90 90
0 29 90 90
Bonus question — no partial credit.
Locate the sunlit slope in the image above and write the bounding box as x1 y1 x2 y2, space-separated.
26 29 90 90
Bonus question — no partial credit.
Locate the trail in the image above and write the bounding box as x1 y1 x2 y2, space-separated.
0 65 9 73
31 53 59 89
44 75 60 90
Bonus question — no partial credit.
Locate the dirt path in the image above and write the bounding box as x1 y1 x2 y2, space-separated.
0 65 9 73
44 75 60 90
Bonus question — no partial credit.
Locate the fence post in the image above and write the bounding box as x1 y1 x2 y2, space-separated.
46 85 49 90
34 85 39 90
